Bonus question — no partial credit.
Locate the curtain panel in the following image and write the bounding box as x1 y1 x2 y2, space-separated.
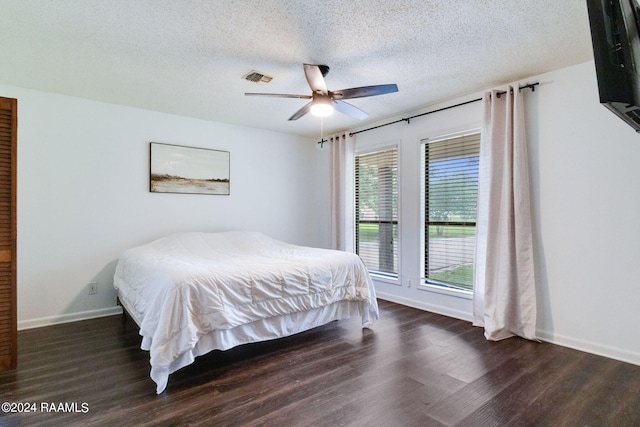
473 87 537 341
329 133 355 252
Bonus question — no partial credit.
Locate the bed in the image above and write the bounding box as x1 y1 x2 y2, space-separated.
113 231 379 394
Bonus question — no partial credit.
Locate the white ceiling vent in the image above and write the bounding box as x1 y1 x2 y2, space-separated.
242 70 273 84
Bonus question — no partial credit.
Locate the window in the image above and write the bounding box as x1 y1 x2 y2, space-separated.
422 133 480 291
355 147 398 276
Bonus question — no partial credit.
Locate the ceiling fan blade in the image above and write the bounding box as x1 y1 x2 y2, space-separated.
334 100 369 120
245 93 312 99
303 64 328 95
288 101 313 121
331 84 398 100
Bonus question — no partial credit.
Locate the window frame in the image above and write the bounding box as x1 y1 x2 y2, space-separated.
419 130 480 294
354 144 400 279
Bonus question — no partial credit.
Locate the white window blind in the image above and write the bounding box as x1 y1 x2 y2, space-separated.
355 147 398 275
423 133 480 290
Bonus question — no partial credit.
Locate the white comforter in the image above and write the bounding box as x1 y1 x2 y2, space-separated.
113 231 378 393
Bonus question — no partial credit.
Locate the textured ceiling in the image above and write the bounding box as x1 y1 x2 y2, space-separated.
0 0 594 138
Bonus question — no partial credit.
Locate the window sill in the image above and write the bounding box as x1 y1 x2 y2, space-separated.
370 272 400 286
418 281 473 300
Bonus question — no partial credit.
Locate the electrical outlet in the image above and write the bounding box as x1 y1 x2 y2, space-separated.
88 282 98 295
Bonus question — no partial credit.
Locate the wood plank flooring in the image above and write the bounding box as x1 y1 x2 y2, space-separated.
1 299 639 426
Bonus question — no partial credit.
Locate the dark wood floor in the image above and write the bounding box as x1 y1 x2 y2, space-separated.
1 300 639 426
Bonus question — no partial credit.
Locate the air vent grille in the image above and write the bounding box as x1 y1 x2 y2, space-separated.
242 70 273 84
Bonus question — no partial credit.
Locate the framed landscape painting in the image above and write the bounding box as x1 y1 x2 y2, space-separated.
150 142 230 195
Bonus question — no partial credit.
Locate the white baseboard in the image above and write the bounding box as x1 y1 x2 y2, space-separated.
376 291 474 322
536 328 640 367
17 301 640 368
376 293 640 368
18 306 123 330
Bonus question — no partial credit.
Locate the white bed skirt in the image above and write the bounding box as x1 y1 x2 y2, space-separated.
123 299 375 394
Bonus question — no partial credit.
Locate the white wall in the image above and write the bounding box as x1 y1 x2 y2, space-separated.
5 59 640 367
315 60 640 366
0 85 317 328
529 61 640 365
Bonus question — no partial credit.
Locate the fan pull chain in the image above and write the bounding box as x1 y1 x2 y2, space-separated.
319 117 326 148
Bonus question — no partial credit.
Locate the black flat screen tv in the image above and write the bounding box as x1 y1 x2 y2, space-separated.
586 0 640 132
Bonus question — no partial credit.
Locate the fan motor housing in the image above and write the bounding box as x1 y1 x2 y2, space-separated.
317 65 330 77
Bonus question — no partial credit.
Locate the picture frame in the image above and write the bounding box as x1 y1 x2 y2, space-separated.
150 142 230 195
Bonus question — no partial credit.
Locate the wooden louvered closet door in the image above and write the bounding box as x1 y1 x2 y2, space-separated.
0 97 17 371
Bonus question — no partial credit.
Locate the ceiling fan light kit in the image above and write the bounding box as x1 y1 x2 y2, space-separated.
245 64 398 121
310 97 334 117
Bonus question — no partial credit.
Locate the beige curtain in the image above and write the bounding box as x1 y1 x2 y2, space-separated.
329 133 355 252
473 87 537 341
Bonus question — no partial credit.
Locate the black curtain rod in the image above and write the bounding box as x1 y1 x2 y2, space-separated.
317 82 539 144
350 96 482 136
495 82 539 98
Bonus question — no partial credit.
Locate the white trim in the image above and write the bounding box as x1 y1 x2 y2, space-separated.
536 328 640 367
354 138 400 155
420 127 481 145
396 141 403 283
18 306 123 330
376 290 473 322
418 282 473 300
355 143 400 277
370 272 400 286
418 128 481 287
18 301 640 368
375 294 640 367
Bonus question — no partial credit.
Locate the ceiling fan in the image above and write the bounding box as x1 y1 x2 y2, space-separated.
245 64 398 121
